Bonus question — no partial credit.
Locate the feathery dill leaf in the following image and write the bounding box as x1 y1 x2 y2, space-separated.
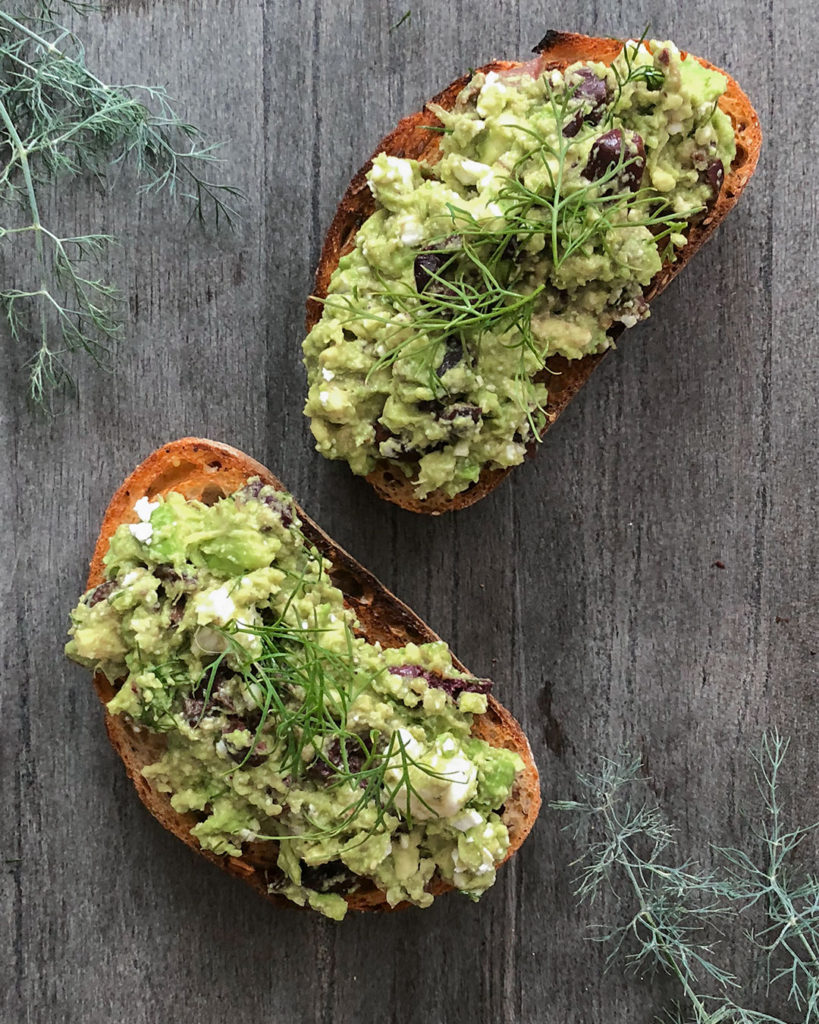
209 615 450 843
552 733 819 1023
318 76 697 434
605 27 666 124
0 2 243 407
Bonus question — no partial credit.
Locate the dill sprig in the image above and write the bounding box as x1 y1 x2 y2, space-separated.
194 610 449 843
0 2 242 406
606 27 666 124
552 732 819 1023
319 77 698 431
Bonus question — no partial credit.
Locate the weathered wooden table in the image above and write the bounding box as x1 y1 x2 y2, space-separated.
2 1 815 1021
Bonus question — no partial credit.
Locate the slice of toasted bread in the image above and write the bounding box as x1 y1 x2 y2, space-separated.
306 32 762 514
83 437 541 912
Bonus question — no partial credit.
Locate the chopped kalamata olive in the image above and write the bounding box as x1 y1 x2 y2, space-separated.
223 713 268 767
563 68 610 137
311 736 370 781
436 337 463 377
300 860 360 894
413 236 461 294
88 580 116 607
373 421 394 445
414 250 446 293
169 595 187 626
583 128 646 193
440 403 481 423
390 664 493 700
227 746 268 769
236 479 293 528
155 564 196 594
182 697 205 726
705 159 725 198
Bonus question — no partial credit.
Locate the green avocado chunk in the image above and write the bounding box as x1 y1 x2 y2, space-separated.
303 39 735 498
66 482 523 918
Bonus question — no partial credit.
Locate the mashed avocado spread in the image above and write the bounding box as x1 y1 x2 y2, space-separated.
303 39 736 498
66 482 522 919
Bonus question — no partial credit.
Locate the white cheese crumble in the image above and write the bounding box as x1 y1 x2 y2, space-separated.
133 496 159 521
385 729 477 821
128 497 159 544
128 521 153 544
194 586 236 626
451 808 483 832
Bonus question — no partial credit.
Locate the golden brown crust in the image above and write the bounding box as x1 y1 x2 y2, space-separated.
85 438 541 913
306 33 762 515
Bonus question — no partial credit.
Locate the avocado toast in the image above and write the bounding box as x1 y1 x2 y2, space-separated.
66 438 540 917
304 32 762 513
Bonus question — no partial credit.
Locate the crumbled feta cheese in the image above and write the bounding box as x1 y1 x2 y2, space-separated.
128 521 153 544
194 586 236 626
321 367 335 381
451 808 483 832
385 729 477 820
398 214 424 246
453 157 493 189
133 496 159 522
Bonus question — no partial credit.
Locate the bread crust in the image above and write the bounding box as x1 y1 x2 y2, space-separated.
306 32 762 514
84 438 541 913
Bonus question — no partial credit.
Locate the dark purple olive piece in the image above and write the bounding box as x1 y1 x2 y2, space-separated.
413 236 461 294
88 580 116 607
236 479 293 528
154 564 181 584
169 595 187 627
311 736 369 781
373 422 395 445
223 713 268 768
705 159 724 199
563 68 610 137
436 336 463 377
228 747 268 769
440 403 481 423
583 129 646 193
182 697 205 726
390 664 493 700
300 860 360 894
414 250 446 293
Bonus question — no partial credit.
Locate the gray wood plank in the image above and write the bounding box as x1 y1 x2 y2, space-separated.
1 0 814 1021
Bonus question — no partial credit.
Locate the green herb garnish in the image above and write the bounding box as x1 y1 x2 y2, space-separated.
209 613 451 841
606 27 666 124
0 3 242 406
320 77 697 432
553 732 819 1023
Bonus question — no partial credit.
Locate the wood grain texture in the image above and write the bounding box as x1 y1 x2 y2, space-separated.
0 1 814 1022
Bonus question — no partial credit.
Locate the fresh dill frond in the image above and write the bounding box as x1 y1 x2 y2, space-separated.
0 3 243 407
553 733 819 1023
605 27 666 125
193 609 450 843
318 78 695 435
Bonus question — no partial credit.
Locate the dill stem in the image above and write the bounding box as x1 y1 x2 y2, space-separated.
0 11 109 93
618 845 712 1020
0 95 49 357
